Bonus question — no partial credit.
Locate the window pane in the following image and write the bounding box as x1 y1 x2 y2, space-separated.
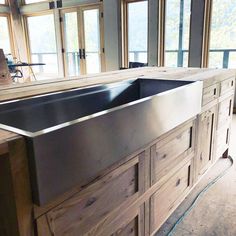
128 1 148 64
0 0 5 4
25 0 46 4
0 16 11 55
27 14 58 79
209 0 236 68
64 12 80 77
165 0 191 67
83 9 101 74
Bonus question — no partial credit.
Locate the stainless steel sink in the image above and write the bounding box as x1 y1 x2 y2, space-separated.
0 78 203 205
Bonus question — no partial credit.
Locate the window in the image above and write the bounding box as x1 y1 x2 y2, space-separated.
25 0 47 4
127 0 148 64
0 0 5 4
209 0 236 68
165 0 191 67
27 14 58 79
0 16 12 55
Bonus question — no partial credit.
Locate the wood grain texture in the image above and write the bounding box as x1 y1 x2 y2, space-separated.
196 105 217 178
0 68 235 236
150 160 192 235
36 152 148 236
151 122 194 185
0 136 33 236
0 67 235 102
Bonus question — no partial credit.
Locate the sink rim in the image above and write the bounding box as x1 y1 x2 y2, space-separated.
0 79 202 138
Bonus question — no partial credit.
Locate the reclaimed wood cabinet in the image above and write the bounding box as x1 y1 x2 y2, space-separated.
196 105 217 178
150 120 195 187
150 160 193 235
36 151 149 236
0 68 235 236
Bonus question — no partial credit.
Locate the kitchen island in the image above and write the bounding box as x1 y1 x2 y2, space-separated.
0 67 235 236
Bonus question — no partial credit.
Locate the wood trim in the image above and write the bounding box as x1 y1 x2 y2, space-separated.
201 0 212 68
121 0 148 68
0 136 34 236
158 0 165 66
121 0 128 68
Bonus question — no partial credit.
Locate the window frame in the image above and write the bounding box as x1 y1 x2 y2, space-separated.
121 0 148 68
163 0 192 67
22 0 49 5
23 10 60 77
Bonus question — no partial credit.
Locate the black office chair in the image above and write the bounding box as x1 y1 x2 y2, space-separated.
120 62 148 70
129 62 148 68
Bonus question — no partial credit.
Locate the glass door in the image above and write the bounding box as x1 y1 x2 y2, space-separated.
82 7 102 74
61 10 81 77
61 5 104 77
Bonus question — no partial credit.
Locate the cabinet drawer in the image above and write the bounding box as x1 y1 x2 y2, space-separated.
151 121 194 186
217 96 233 129
36 152 147 236
220 77 235 96
110 205 144 236
202 83 218 106
215 124 230 159
150 161 192 234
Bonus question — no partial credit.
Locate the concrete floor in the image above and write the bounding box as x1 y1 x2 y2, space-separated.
156 115 236 236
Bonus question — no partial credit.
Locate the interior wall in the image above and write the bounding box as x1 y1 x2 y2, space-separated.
103 0 120 71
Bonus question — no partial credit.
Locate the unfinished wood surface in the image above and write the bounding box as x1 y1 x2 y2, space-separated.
0 136 33 236
0 49 12 85
217 95 234 129
220 76 235 96
0 68 235 236
150 160 192 235
196 105 217 178
36 151 148 236
0 67 235 102
202 83 219 106
150 120 194 186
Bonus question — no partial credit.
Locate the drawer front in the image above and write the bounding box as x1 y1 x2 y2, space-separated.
217 96 233 130
150 161 192 234
151 121 194 186
112 218 138 236
215 124 230 159
202 83 219 106
220 77 235 96
37 152 147 236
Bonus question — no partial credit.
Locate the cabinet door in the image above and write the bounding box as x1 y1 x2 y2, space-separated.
197 105 217 177
36 151 149 236
215 95 234 159
150 160 192 235
150 120 195 186
110 204 145 236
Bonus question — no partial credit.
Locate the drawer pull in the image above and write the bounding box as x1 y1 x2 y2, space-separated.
231 80 234 87
200 153 203 161
214 88 217 95
162 154 167 159
176 179 181 186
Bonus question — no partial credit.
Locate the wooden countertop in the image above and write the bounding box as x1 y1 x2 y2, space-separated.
0 67 235 102
0 67 235 145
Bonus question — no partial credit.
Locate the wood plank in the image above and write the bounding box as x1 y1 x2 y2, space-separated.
0 136 33 236
0 67 235 102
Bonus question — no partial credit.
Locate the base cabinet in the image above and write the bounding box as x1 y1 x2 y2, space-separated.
149 160 192 235
215 95 234 159
196 105 217 178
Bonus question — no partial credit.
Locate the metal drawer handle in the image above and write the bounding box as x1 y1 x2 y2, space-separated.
214 88 217 95
176 179 181 186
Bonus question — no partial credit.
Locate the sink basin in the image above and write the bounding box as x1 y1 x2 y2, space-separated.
0 78 203 205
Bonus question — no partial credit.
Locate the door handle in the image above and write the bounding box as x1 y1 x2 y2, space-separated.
82 49 86 59
79 49 82 59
